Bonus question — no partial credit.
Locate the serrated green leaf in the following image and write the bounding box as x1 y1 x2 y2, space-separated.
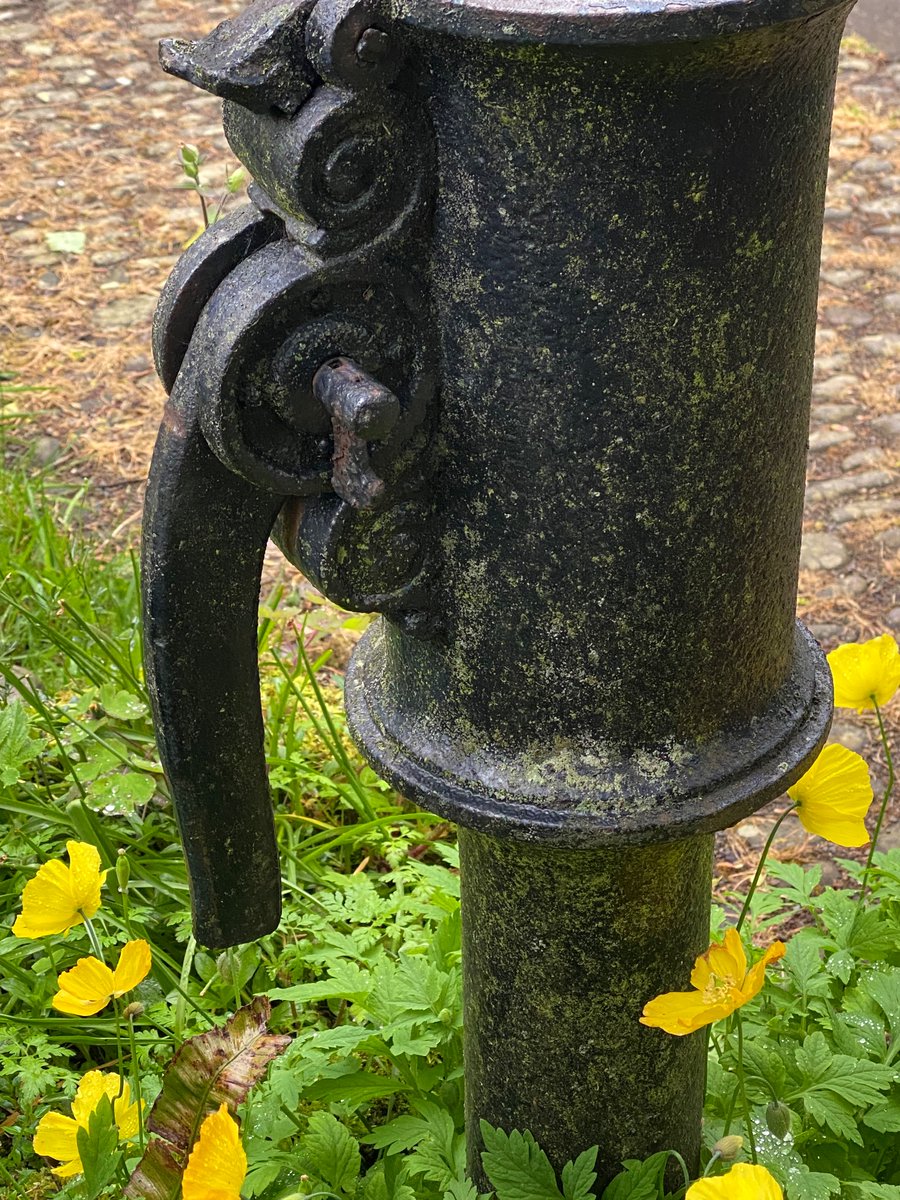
76 1095 120 1200
0 700 42 785
562 1146 598 1200
783 1170 841 1200
304 1069 409 1105
863 1099 900 1132
269 960 371 1004
480 1122 565 1200
601 1152 669 1200
304 1111 361 1193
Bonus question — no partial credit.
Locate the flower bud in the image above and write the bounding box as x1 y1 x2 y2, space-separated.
766 1100 792 1139
439 1008 453 1026
123 1001 144 1020
713 1135 744 1162
115 852 130 894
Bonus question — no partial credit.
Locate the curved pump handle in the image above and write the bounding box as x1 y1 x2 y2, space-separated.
142 0 437 948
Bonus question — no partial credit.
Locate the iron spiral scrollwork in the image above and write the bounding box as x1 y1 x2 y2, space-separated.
142 0 439 946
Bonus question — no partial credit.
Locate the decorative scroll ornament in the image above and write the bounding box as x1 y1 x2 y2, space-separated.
153 0 439 628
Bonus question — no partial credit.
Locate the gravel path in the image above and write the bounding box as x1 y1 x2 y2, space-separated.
1 3 899 871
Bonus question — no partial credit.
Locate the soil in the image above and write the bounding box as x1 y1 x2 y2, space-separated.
1 2 899 893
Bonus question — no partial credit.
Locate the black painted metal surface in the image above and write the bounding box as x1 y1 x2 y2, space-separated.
141 0 851 1180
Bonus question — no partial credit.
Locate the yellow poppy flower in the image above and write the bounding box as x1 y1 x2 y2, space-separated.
53 939 152 1016
33 1070 140 1178
640 928 785 1036
787 743 873 848
13 840 107 939
827 633 900 713
182 1104 247 1200
688 1163 783 1200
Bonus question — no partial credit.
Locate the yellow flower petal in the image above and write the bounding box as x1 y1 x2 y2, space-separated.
640 989 734 1035
33 1112 82 1177
688 1163 783 1200
741 941 786 1002
66 841 105 918
183 1104 247 1200
788 743 873 848
828 634 900 713
642 929 784 1036
112 939 152 996
53 956 117 1016
12 841 106 939
71 1070 121 1126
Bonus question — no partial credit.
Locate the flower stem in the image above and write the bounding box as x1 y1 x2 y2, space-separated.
82 914 105 963
735 1012 757 1163
855 700 895 917
736 806 798 933
114 999 126 1100
127 1013 145 1156
667 1149 691 1192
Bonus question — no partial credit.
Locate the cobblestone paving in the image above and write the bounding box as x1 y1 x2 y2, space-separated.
1 4 899 865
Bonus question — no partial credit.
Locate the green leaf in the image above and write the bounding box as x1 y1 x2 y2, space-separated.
98 684 148 721
601 1153 669 1200
269 960 371 1004
863 1100 900 1133
76 1095 120 1200
480 1122 565 1200
89 770 156 814
303 1070 409 1105
45 229 86 254
562 1146 598 1200
783 1171 841 1200
0 700 41 785
844 1186 900 1200
125 998 290 1198
304 1111 362 1194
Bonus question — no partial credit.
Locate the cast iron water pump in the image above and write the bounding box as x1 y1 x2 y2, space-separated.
143 0 852 1184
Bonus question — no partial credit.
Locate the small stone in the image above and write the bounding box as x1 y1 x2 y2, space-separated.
806 470 894 502
871 413 900 442
812 374 860 399
95 295 157 329
91 249 130 267
869 134 899 152
824 208 853 222
818 572 869 599
887 606 900 631
829 721 868 753
23 41 53 56
123 355 151 373
829 182 867 202
814 353 849 374
852 156 892 175
812 403 858 422
736 821 767 850
877 526 900 551
808 622 846 644
872 225 900 237
862 198 900 218
820 268 865 286
35 88 78 104
821 306 872 328
842 448 883 471
37 269 60 290
799 531 850 571
840 56 875 72
33 436 62 465
808 429 854 451
861 333 900 356
831 498 900 523
882 294 900 312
